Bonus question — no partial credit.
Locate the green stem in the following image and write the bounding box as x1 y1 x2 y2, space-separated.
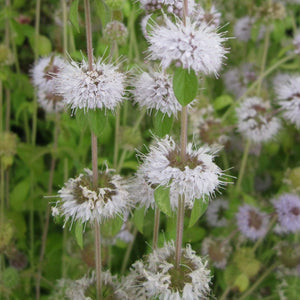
0 81 3 133
236 139 251 192
113 106 120 169
153 206 160 249
94 221 102 300
219 286 231 300
121 227 138 274
239 263 279 300
61 0 68 57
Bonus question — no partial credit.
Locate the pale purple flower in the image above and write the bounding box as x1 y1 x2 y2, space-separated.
236 204 270 240
274 74 300 129
193 4 221 28
205 198 229 227
147 15 228 75
140 135 226 210
236 97 281 143
273 194 300 232
55 58 126 112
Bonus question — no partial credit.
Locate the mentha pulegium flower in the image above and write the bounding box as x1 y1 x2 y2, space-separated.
53 167 131 226
224 63 257 98
140 135 226 210
37 89 65 113
205 198 229 227
103 21 128 45
138 0 195 17
131 70 183 117
55 57 126 112
236 97 281 143
273 193 300 233
147 15 228 75
201 237 231 269
31 55 66 91
273 74 300 129
192 4 221 29
236 204 270 240
145 241 211 299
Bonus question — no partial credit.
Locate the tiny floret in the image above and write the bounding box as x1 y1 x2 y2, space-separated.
55 57 126 112
236 97 281 143
53 167 131 226
147 15 227 75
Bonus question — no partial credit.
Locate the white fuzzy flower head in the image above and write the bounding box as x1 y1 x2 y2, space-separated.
201 237 232 269
224 63 257 98
140 135 226 210
54 167 131 226
31 55 66 90
274 74 300 129
147 15 228 75
129 168 156 211
144 241 211 299
236 97 281 143
190 105 230 146
64 271 121 300
205 198 229 227
234 16 254 42
139 0 195 17
37 89 65 113
132 70 182 117
192 4 221 29
55 58 126 112
236 204 270 240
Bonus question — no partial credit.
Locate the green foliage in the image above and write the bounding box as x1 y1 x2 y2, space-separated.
188 197 208 228
154 186 172 217
69 0 80 33
173 68 198 106
132 206 145 234
153 111 174 137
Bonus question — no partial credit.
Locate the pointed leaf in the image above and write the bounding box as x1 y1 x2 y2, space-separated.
87 109 107 137
153 111 174 137
132 206 145 234
154 186 172 217
75 222 83 249
101 215 123 237
188 198 209 228
69 0 80 33
173 67 198 106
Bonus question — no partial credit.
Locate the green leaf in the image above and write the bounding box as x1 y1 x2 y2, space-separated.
132 206 145 234
75 108 88 128
188 198 208 228
87 109 107 136
101 215 123 237
154 186 172 217
29 34 52 56
69 0 80 33
153 111 174 137
173 67 198 106
75 222 83 249
10 178 31 211
213 95 233 111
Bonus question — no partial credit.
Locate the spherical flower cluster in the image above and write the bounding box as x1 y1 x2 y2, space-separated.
236 204 270 240
147 15 227 75
103 21 128 45
190 105 230 146
224 63 257 98
273 194 300 233
193 4 221 28
132 70 183 117
129 168 156 211
201 237 231 269
55 58 126 112
53 167 131 226
139 0 195 17
234 16 265 42
236 97 281 143
205 198 229 227
145 242 211 299
274 74 300 129
140 135 226 210
31 55 66 113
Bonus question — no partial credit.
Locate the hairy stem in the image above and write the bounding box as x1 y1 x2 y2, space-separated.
153 206 160 249
236 139 251 192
